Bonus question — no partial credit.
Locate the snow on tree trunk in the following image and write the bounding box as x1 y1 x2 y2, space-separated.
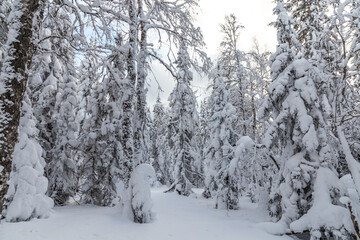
3 92 53 222
124 163 155 223
133 0 149 168
0 0 41 216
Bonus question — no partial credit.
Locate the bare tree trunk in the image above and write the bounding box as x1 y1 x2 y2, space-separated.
0 0 40 216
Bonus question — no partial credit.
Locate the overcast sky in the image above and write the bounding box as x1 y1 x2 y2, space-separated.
147 0 277 108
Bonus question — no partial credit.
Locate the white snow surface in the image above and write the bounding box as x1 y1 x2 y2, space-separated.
0 188 291 240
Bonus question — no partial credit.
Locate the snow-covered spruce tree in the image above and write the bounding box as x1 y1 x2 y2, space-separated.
77 48 113 206
197 99 210 190
247 39 272 142
284 0 329 59
199 99 212 199
259 1 353 238
204 67 239 209
167 41 202 196
0 0 41 216
3 91 53 222
79 36 129 206
103 34 131 190
288 1 360 234
131 0 209 169
28 30 58 175
218 14 250 137
127 163 155 223
151 96 171 186
47 51 78 205
233 136 255 198
28 4 81 205
75 2 209 198
232 135 276 204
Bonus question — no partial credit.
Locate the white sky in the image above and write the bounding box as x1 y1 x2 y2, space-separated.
147 0 277 108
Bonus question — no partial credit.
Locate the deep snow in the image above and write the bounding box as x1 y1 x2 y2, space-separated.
0 188 291 240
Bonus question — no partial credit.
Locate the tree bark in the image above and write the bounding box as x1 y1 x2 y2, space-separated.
0 0 40 217
134 0 148 167
120 0 137 188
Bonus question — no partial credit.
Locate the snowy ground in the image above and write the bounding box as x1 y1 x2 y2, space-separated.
0 188 291 240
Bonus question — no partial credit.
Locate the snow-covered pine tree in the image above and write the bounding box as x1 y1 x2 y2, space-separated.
284 0 329 59
151 96 171 186
102 34 130 191
259 1 353 238
167 40 201 196
199 100 211 198
3 91 53 222
247 39 271 141
79 35 128 206
77 2 209 198
218 14 250 137
233 136 255 199
131 0 210 170
289 0 360 235
0 0 41 216
28 28 58 177
77 47 111 206
48 50 78 205
204 66 239 209
28 4 80 205
144 107 152 165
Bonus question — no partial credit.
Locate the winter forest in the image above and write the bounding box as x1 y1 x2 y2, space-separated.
0 0 360 239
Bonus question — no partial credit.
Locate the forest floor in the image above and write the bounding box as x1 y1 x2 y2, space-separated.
0 187 291 240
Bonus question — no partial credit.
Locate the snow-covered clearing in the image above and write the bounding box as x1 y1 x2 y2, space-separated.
0 188 291 240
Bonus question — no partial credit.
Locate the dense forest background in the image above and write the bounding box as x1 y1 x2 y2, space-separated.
0 0 359 239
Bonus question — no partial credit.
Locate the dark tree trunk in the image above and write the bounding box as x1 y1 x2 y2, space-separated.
120 0 137 188
0 0 41 217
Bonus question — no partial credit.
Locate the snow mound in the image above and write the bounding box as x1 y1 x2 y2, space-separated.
257 221 289 235
126 164 156 223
